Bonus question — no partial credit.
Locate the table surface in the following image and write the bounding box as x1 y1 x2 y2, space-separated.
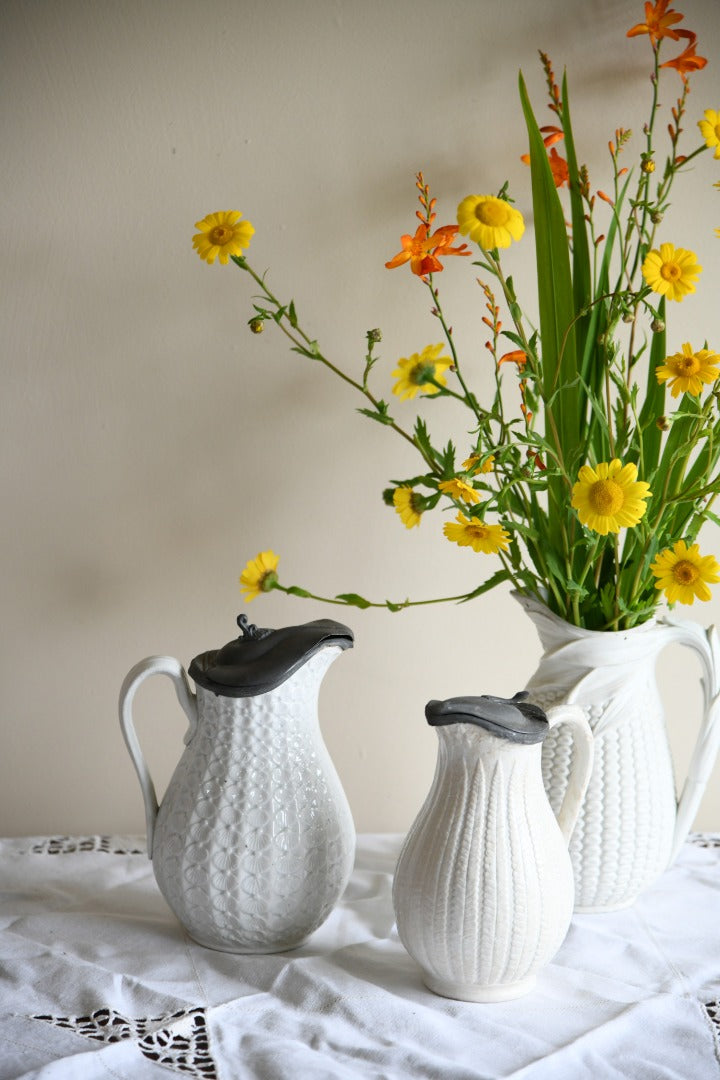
1 832 719 1079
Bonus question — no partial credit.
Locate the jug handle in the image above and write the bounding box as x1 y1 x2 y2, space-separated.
545 704 594 844
659 615 720 864
119 655 197 859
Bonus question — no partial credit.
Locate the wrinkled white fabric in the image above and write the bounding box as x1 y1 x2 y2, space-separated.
0 834 719 1079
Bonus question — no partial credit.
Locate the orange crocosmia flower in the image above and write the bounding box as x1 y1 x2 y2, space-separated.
539 125 564 148
498 350 528 369
660 31 708 78
548 148 569 188
431 225 471 259
519 147 568 187
627 0 683 43
520 126 565 167
385 224 469 278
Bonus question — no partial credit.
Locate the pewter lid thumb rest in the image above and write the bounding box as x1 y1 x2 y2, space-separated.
425 691 548 744
187 614 354 697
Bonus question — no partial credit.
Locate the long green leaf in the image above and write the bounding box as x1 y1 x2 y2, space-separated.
519 72 579 460
519 72 582 565
637 296 666 476
579 172 633 459
459 569 512 602
561 72 592 364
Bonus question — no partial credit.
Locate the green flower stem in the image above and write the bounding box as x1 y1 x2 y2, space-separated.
495 550 534 598
623 525 658 619
483 251 536 369
484 250 571 492
274 582 504 611
574 533 603 592
649 405 715 531
426 275 486 428
476 253 578 590
611 534 621 629
235 257 438 472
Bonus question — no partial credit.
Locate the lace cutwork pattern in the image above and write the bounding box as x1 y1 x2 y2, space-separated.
32 1007 216 1078
704 1000 720 1056
690 833 720 849
26 835 145 855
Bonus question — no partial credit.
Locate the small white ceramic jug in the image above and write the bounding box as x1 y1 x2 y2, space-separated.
119 614 356 954
393 693 593 1002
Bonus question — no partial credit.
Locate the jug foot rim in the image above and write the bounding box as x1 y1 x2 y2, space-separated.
187 932 311 955
423 973 536 1003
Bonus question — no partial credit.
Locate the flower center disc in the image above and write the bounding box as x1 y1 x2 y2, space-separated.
678 355 700 375
672 559 699 585
660 261 682 281
589 478 624 515
475 201 508 227
209 225 233 245
714 123 720 140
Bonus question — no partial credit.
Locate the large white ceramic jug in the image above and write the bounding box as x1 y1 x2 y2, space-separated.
393 693 593 1002
518 593 720 911
119 615 356 953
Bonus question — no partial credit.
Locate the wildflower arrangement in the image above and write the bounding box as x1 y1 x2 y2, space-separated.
195 1 720 631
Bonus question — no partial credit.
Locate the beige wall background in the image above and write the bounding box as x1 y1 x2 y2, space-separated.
3 0 720 839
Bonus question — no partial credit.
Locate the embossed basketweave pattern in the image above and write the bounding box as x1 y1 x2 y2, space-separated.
519 593 681 911
152 650 355 953
536 689 676 910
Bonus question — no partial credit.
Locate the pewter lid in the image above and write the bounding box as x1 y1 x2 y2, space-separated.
188 614 354 697
425 692 548 744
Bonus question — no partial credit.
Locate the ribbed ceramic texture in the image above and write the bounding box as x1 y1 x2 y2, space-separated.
518 595 679 911
152 649 355 953
393 726 575 1001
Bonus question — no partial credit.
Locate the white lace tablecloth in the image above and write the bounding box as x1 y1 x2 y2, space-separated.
1 832 719 1079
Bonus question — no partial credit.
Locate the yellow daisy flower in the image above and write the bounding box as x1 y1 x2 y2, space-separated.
457 195 525 250
656 343 720 397
698 109 720 159
393 487 423 528
443 513 510 554
438 477 481 504
462 454 495 474
571 459 651 536
391 344 452 401
641 243 702 302
239 550 279 601
193 210 255 265
651 540 720 605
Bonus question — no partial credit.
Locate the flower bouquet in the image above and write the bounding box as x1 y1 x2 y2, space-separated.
194 0 719 635
192 1 720 912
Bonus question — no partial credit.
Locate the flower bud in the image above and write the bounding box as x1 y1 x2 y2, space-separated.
641 157 655 173
367 327 383 344
656 416 671 431
650 318 665 333
650 210 663 224
382 488 396 506
249 317 264 334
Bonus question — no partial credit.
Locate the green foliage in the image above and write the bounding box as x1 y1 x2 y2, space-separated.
232 38 718 629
